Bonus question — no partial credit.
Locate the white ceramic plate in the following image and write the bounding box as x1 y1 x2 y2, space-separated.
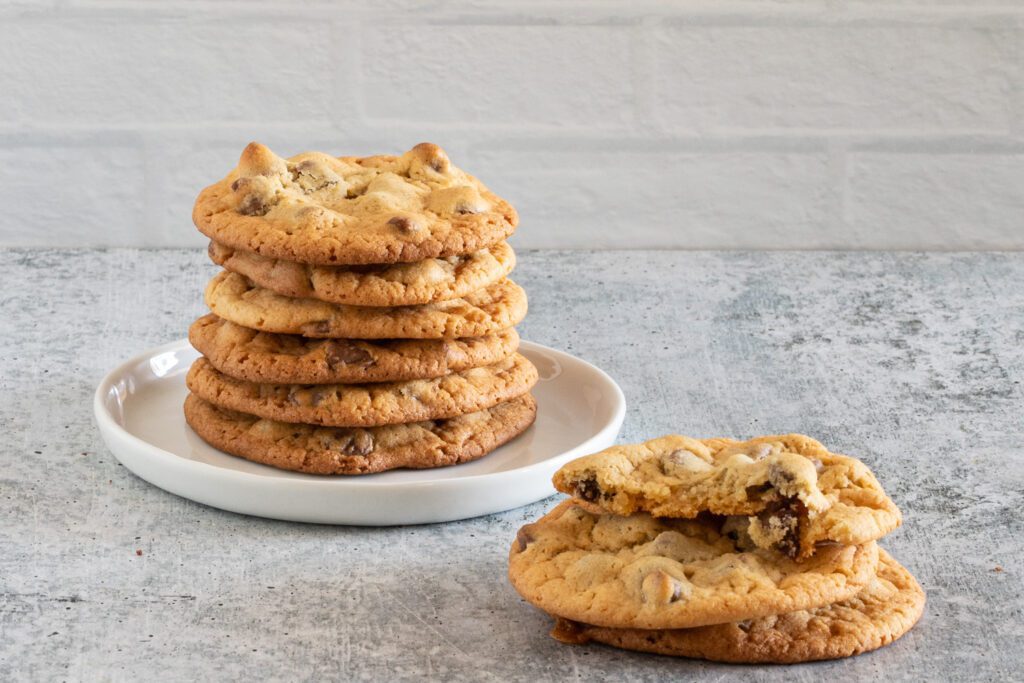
94 339 625 525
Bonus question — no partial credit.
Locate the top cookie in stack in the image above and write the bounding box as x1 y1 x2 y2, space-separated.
183 142 538 475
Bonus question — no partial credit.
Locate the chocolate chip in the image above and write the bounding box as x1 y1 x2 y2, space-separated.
575 476 601 503
387 216 420 233
454 203 480 215
758 498 807 559
238 194 268 216
325 340 374 368
230 178 246 192
662 448 714 473
744 483 772 500
515 526 535 552
767 462 796 485
305 320 331 336
641 570 686 605
337 431 374 456
291 160 339 192
737 620 753 633
288 387 327 407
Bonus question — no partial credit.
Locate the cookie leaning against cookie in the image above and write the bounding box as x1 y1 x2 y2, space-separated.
549 549 925 664
189 315 520 385
184 392 537 475
553 434 901 559
186 353 538 428
208 240 516 307
507 500 879 630
193 141 517 265
206 270 527 339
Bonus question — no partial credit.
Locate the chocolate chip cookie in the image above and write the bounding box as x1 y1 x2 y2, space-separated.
184 392 537 475
549 548 925 663
193 142 517 266
507 500 879 630
553 434 901 559
208 240 515 307
205 271 527 339
186 353 538 428
189 315 520 385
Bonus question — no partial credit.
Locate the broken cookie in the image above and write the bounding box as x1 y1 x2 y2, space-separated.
553 433 901 559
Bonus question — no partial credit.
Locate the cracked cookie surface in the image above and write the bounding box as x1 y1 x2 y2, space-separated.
205 270 527 339
208 240 515 307
184 392 537 475
553 434 901 559
193 142 517 265
189 315 520 385
508 500 878 630
550 549 925 663
186 354 538 428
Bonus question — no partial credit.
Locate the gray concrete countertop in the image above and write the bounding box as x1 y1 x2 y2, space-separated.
1 249 1022 681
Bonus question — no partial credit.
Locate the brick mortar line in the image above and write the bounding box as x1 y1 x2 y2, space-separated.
0 127 1021 153
5 5 1024 26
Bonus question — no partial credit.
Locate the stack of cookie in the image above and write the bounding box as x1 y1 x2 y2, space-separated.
183 142 538 474
509 434 925 663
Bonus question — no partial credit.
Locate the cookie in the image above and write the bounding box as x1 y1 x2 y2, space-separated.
208 240 516 308
550 549 925 664
186 354 538 428
193 142 517 266
189 315 520 385
184 392 537 475
205 271 527 339
507 500 878 630
553 434 901 559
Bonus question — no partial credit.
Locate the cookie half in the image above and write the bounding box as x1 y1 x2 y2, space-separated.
193 142 517 266
550 549 925 664
553 434 901 559
208 240 516 307
184 392 537 475
189 315 520 385
205 271 527 339
508 500 878 631
186 354 538 428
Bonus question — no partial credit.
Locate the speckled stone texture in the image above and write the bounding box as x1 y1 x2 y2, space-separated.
1 249 1022 681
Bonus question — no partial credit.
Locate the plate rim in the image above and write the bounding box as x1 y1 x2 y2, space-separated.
93 337 627 492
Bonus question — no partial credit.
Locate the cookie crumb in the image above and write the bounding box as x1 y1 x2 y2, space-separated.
993 565 1003 573
135 549 143 557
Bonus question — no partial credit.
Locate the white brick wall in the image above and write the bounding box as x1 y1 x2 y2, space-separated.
0 2 1021 250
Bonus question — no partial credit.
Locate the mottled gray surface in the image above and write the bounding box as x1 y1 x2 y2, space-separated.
1 249 1022 682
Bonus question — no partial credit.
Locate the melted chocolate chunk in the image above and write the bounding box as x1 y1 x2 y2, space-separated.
237 193 269 216
758 497 808 559
575 476 601 503
515 526 535 552
324 340 374 368
387 216 419 233
745 483 772 500
336 431 374 456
